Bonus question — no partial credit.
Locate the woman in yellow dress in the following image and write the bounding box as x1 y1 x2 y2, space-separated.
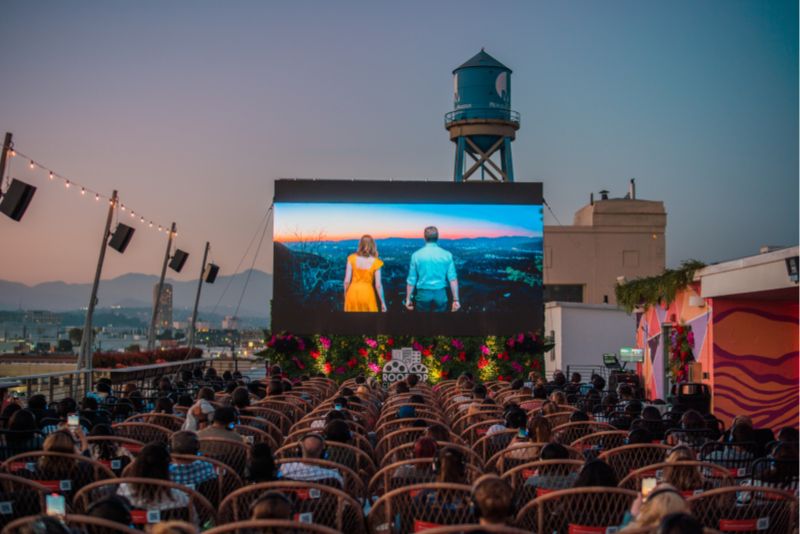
343 235 387 312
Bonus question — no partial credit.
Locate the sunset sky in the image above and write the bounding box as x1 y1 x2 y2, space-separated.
274 203 543 242
0 1 796 287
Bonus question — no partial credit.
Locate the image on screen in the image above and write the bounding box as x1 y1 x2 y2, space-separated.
271 180 543 335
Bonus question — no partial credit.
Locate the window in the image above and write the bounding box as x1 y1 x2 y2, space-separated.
544 284 583 303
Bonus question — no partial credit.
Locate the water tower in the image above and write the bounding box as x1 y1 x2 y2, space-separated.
446 49 519 182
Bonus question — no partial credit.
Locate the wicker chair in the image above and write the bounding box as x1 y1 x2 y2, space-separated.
543 412 573 429
699 441 759 482
2 452 115 505
218 480 365 533
599 444 672 481
501 459 584 510
551 421 616 445
376 418 446 441
461 419 504 444
689 486 798 534
253 399 306 422
205 519 342 534
0 430 46 461
0 474 50 530
367 483 475 534
515 487 637 532
123 413 184 432
368 459 483 496
243 407 292 434
72 477 216 528
472 430 516 464
171 453 243 508
198 437 250 477
387 442 483 471
749 457 800 493
2 514 140 534
376 428 428 462
570 430 628 453
275 458 365 500
421 526 530 534
236 424 278 449
275 440 377 481
488 442 548 474
618 460 734 494
239 415 285 447
112 422 172 444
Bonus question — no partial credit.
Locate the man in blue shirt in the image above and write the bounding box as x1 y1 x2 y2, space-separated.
405 226 460 312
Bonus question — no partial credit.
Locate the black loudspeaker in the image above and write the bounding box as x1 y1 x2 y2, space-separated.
108 223 135 253
0 179 36 221
169 249 189 272
204 263 219 284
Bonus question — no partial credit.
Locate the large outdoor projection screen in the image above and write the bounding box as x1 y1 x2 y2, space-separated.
272 180 543 335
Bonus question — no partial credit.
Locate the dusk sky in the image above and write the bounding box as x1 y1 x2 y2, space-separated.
0 1 796 287
274 203 544 242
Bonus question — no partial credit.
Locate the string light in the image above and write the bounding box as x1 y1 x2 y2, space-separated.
49 171 54 180
149 222 153 228
9 150 15 157
95 193 100 201
29 160 35 169
81 187 86 196
121 205 126 212
65 180 70 188
140 216 145 223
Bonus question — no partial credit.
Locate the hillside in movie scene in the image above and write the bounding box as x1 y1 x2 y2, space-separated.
273 201 543 318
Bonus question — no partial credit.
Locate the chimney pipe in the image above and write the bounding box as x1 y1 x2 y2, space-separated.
590 192 594 205
629 178 636 200
599 190 609 201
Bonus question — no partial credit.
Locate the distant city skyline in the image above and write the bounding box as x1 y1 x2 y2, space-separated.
0 1 796 285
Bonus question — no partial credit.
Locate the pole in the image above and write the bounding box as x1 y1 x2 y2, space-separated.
147 222 176 351
0 133 12 188
188 241 210 349
79 190 117 393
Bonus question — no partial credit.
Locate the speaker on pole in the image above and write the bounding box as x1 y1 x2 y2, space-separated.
204 263 219 284
0 179 36 221
169 249 189 272
108 223 135 253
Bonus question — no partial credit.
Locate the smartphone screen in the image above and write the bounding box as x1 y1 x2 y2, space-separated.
67 414 80 428
46 494 66 517
641 477 657 497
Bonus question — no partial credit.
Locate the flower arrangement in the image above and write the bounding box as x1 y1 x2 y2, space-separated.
668 324 695 383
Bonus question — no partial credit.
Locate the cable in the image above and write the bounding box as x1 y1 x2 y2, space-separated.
542 197 564 226
233 203 273 319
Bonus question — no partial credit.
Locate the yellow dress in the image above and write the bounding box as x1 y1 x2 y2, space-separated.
344 254 384 312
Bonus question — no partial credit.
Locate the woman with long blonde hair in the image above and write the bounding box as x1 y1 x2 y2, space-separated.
621 484 690 531
343 234 387 312
662 445 705 491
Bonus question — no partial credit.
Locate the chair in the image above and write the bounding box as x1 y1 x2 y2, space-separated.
243 407 293 434
275 440 377 481
199 437 250 477
699 441 759 482
124 413 184 432
664 427 718 452
387 442 484 471
376 428 428 461
420 526 531 534
236 424 278 449
376 418 445 441
570 430 628 453
551 421 615 445
204 519 341 534
112 422 172 444
218 480 365 533
543 412 573 428
460 419 504 444
2 514 140 534
515 487 637 533
367 483 475 534
72 477 216 528
239 415 285 446
171 453 244 508
253 399 306 422
749 457 800 493
472 430 516 463
368 459 483 496
85 436 143 475
501 459 584 509
0 474 49 530
599 444 671 481
618 461 735 495
275 458 365 500
689 486 798 534
0 430 45 461
2 452 115 505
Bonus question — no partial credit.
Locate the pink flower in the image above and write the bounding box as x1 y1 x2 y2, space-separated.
412 341 423 351
297 339 305 351
517 333 524 343
319 336 331 350
511 361 523 373
480 345 491 356
441 354 451 363
335 366 346 375
365 338 378 348
451 339 463 350
368 362 380 373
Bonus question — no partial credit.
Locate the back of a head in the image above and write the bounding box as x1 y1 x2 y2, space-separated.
59 397 78 419
89 423 113 438
527 416 552 442
510 378 524 390
324 419 351 443
436 446 466 483
395 382 410 394
627 428 652 445
472 475 513 524
213 406 237 427
251 491 292 520
300 434 326 459
43 430 74 454
17 516 72 534
249 443 276 482
777 427 800 443
539 442 569 461
88 495 132 526
28 394 48 412
553 372 567 387
571 372 581 384
414 437 438 459
424 226 439 242
642 406 662 421
473 384 487 399
171 430 200 455
505 408 527 430
131 442 171 480
634 486 690 530
574 459 618 488
198 387 215 402
151 521 198 534
231 387 250 409
407 374 420 387
681 410 705 430
731 421 755 443
427 423 450 442
9 409 38 432
658 512 703 534
570 411 590 422
592 375 606 391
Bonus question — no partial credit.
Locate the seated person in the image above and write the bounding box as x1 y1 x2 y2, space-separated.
472 475 514 527
393 437 437 481
169 431 217 487
620 484 690 532
117 443 194 519
549 390 567 406
182 387 215 432
198 407 244 443
665 409 709 447
466 385 489 417
633 406 666 441
661 446 705 493
87 495 133 528
426 423 451 443
487 406 526 436
87 424 133 473
497 415 551 470
573 459 618 488
277 434 343 486
524 443 579 490
250 491 292 520
247 443 277 483
658 513 704 534
626 428 653 445
705 421 755 463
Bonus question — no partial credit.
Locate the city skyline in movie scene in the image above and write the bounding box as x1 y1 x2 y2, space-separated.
274 202 543 313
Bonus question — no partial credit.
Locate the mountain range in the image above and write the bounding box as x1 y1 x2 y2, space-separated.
0 269 273 320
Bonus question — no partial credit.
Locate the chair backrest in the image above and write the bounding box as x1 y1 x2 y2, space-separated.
170 453 244 508
599 444 672 481
551 421 616 445
275 440 376 480
515 487 637 533
243 407 292 434
0 430 45 461
239 415 285 446
461 419 504 444
570 430 628 453
72 476 216 528
0 473 49 530
472 430 516 463
487 442 548 474
198 437 251 477
204 519 341 534
235 424 278 449
387 442 483 471
689 486 798 534
275 458 364 499
618 461 735 495
124 413 184 432
501 459 584 509
2 514 140 534
420 526 532 534
749 457 800 493
252 399 305 423
218 480 365 533
376 428 428 461
368 459 483 496
543 412 573 428
112 422 172 444
699 441 759 480
376 418 446 441
367 482 474 534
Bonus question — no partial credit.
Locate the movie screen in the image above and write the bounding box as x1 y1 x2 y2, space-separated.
272 180 543 335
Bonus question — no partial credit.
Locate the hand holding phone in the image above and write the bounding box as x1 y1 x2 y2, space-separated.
641 477 657 498
67 414 80 428
46 494 66 517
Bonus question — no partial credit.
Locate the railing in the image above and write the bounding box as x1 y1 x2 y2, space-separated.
4 368 92 401
444 108 520 126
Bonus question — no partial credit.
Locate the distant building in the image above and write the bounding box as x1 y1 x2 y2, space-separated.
544 184 666 305
153 283 173 330
222 316 239 330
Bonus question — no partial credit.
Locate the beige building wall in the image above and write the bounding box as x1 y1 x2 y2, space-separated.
543 198 667 305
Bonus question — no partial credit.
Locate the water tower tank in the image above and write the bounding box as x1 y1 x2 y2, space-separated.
446 50 519 182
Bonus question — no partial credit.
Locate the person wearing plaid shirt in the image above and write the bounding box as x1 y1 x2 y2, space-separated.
276 434 343 487
169 431 218 488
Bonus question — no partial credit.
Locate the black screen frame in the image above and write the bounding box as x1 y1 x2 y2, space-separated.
272 179 543 336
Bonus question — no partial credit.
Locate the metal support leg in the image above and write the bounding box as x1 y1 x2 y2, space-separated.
503 137 514 182
454 137 466 182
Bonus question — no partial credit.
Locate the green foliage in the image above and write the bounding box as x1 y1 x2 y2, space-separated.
615 260 706 313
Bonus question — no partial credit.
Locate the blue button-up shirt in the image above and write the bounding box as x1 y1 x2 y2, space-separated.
406 242 457 290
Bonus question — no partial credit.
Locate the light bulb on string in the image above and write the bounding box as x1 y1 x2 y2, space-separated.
9 150 15 157
81 188 86 196
29 160 34 169
95 193 100 201
65 180 70 188
49 172 54 180
140 216 144 223
121 205 126 212
130 211 135 218
158 225 163 232
149 222 153 228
